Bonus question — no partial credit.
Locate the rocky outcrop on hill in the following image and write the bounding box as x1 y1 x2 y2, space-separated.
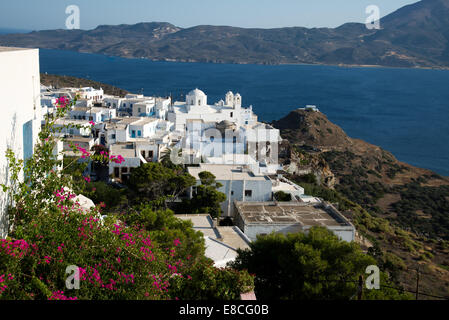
273 107 449 299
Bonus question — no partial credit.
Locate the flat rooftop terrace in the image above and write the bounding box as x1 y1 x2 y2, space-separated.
188 164 269 181
234 201 351 228
110 143 136 158
176 214 250 250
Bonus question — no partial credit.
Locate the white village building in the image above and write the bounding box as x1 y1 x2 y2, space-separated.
234 201 355 242
76 87 104 103
167 89 257 132
0 47 42 238
187 164 274 217
70 106 116 123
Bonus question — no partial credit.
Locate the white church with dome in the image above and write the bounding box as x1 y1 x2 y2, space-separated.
167 88 257 132
167 88 282 174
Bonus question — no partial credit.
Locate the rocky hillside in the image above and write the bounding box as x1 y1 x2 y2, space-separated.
2 0 449 68
40 73 129 97
273 108 449 299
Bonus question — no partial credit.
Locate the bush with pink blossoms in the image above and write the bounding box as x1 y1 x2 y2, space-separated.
0 96 254 300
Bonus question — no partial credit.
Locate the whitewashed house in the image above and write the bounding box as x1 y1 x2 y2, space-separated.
187 164 273 217
76 87 104 103
53 119 92 137
70 106 116 123
0 47 42 238
109 140 162 182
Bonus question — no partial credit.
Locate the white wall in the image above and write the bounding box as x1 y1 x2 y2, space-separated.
241 223 355 243
191 178 273 217
0 48 41 238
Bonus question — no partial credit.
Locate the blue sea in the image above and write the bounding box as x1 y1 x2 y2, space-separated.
38 49 449 176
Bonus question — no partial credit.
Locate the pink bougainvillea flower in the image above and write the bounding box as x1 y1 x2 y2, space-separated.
55 96 70 108
49 290 77 300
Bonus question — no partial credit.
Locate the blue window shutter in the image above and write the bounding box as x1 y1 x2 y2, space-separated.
23 120 33 160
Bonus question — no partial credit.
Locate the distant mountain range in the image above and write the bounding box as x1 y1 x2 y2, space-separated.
1 0 449 68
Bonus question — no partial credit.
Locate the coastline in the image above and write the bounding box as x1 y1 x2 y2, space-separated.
39 47 449 71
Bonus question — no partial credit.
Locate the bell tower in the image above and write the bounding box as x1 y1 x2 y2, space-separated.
225 91 234 106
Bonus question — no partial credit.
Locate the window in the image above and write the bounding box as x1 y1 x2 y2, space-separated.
22 120 33 160
231 191 234 196
210 136 215 142
148 150 154 158
138 130 142 137
111 134 116 139
114 167 120 177
141 150 146 158
121 167 128 174
245 190 252 197
138 107 141 113
230 112 233 118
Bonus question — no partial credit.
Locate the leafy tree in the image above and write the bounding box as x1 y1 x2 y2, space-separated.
230 227 411 300
171 262 254 300
198 171 217 187
121 205 206 261
274 191 292 202
159 147 182 169
85 181 128 211
186 171 226 219
127 162 196 205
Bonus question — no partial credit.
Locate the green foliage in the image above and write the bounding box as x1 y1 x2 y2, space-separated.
85 182 128 211
383 252 407 272
198 171 218 187
230 227 410 300
171 262 254 300
322 151 356 172
127 162 196 205
336 175 388 209
294 173 317 185
391 182 449 240
121 205 206 260
184 171 226 219
274 191 292 202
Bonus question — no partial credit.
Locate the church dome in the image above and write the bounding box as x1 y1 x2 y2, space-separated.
186 88 207 106
188 88 206 97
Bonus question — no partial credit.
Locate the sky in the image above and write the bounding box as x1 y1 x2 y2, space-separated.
0 0 419 31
